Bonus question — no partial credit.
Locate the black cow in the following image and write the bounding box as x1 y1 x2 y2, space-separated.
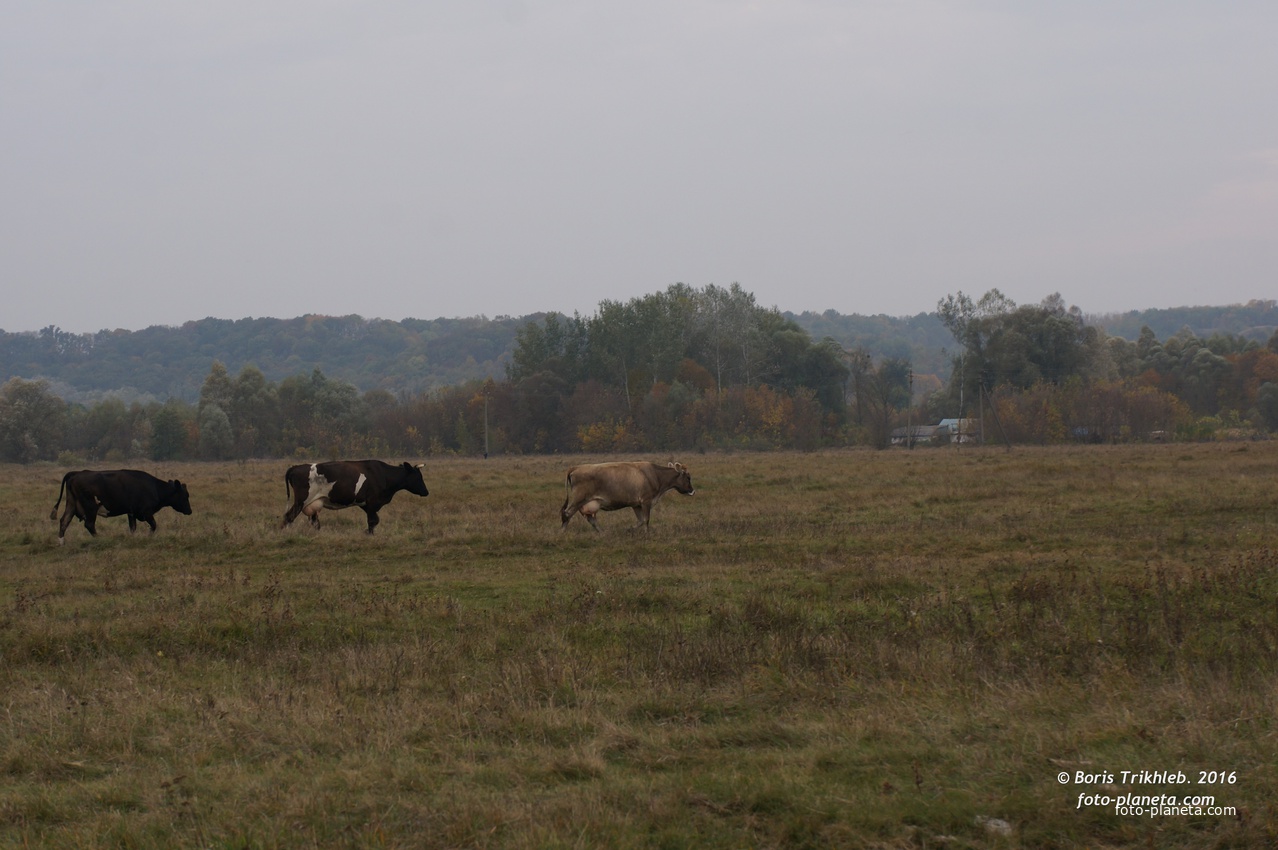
282 460 428 533
49 469 192 543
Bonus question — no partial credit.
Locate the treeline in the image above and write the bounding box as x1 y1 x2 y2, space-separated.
2 286 1278 464
933 291 1278 443
7 299 1276 406
4 305 945 407
0 315 525 402
0 285 861 461
782 310 954 380
1086 299 1278 344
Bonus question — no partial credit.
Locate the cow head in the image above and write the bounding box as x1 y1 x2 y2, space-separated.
168 480 193 515
668 462 694 495
402 462 429 497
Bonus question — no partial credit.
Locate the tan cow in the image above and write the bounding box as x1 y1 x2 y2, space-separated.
560 461 694 531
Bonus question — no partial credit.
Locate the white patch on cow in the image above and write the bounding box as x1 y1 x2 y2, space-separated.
302 463 339 516
354 473 366 496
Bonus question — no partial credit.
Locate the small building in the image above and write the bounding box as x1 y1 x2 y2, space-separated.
890 425 938 447
937 418 980 443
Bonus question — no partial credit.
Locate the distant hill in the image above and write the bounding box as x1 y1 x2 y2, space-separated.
4 301 1274 403
0 315 527 403
784 310 953 380
1087 300 1278 343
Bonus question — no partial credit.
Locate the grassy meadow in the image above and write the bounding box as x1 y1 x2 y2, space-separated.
2 444 1277 848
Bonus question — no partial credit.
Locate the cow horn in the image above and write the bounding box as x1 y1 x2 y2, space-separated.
414 463 425 469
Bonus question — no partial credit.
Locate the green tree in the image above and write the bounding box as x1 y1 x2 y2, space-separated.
506 313 588 384
277 369 369 456
863 358 912 448
151 400 194 460
938 290 1099 402
842 346 874 426
199 361 235 413
79 397 131 459
693 283 753 393
499 284 871 448
0 378 68 463
1257 383 1278 431
937 289 1012 411
198 404 234 460
772 334 848 417
230 365 280 457
693 284 778 389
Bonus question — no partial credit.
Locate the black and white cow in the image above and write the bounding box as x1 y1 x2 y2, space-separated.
49 469 192 543
282 460 428 533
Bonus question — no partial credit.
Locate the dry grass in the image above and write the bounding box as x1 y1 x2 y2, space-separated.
1 444 1277 848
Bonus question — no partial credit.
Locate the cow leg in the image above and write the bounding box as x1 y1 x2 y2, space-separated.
80 498 99 537
127 514 139 534
142 514 158 534
562 500 602 532
631 503 652 529
282 502 304 528
363 507 380 534
560 499 579 530
58 505 78 543
561 498 593 531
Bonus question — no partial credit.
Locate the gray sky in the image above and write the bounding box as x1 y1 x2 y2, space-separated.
3 2 1276 334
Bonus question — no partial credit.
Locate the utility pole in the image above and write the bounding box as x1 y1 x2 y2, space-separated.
907 369 914 449
483 390 489 459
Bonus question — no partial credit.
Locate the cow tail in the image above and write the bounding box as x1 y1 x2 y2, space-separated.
561 470 573 516
49 472 70 520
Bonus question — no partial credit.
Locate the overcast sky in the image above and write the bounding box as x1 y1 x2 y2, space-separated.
3 2 1275 334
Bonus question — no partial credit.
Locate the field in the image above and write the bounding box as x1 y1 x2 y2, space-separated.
2 444 1277 849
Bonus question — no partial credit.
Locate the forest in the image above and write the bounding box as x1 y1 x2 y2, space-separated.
0 314 525 403
1 285 1277 462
